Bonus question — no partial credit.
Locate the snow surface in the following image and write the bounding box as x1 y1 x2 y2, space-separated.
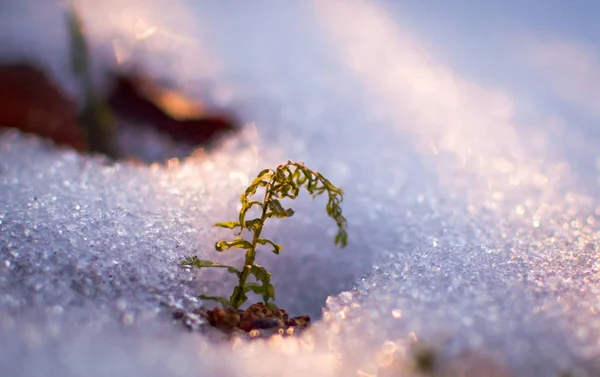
3 1 600 376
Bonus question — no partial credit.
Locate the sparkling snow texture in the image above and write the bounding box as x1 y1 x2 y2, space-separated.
2 1 600 376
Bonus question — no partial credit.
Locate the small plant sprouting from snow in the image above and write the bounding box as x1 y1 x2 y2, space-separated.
181 160 348 310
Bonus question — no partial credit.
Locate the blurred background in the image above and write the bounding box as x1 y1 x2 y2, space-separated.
0 0 240 163
2 0 600 167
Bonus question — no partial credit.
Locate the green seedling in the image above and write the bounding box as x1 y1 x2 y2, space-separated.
181 160 348 310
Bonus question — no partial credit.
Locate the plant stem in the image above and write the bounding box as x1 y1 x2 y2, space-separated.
230 176 274 308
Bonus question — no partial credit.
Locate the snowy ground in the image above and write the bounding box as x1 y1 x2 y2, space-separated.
2 1 600 376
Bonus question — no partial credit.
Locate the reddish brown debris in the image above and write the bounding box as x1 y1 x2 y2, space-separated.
0 63 239 160
107 73 239 146
0 63 87 151
199 305 241 331
176 302 311 338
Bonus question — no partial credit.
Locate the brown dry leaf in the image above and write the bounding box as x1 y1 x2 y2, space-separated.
0 64 87 151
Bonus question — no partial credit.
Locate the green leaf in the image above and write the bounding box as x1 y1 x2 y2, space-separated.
268 199 285 216
239 195 249 227
199 294 231 307
180 256 242 276
247 201 264 210
240 180 269 226
244 218 262 232
266 283 275 298
330 206 342 218
250 265 276 302
335 230 348 248
281 166 295 182
230 286 248 308
249 265 272 283
213 221 241 230
239 200 264 228
268 199 294 218
257 238 282 254
275 168 286 181
256 168 272 178
243 282 266 295
244 178 268 198
289 185 300 199
295 174 307 186
240 201 264 220
180 256 196 269
215 238 253 252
